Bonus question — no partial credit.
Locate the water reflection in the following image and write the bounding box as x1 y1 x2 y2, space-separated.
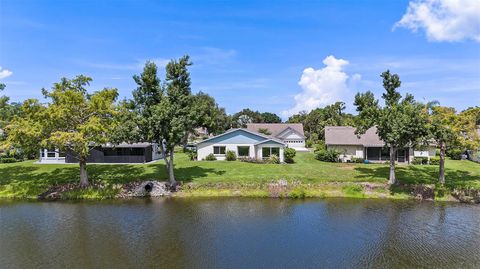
1 198 479 269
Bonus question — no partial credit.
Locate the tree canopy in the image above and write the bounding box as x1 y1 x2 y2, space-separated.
5 76 118 187
354 70 429 184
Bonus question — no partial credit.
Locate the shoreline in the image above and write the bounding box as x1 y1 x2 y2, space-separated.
1 180 476 203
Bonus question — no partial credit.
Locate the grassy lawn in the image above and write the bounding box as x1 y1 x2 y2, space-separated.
0 152 479 199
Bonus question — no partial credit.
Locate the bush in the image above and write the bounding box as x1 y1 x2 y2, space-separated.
0 157 17 163
429 156 440 165
266 154 280 164
226 150 237 161
284 148 296 163
238 157 264 164
447 149 463 160
315 149 339 162
204 153 217 161
313 141 326 152
342 184 363 196
351 157 364 163
435 184 448 198
412 157 428 165
288 188 306 199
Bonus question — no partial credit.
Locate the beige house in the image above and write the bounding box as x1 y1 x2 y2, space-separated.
246 123 308 151
325 126 436 163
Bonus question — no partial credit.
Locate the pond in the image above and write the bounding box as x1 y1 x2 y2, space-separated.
1 198 479 268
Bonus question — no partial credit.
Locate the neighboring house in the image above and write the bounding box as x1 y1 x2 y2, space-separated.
196 128 286 162
246 123 308 151
325 126 436 163
38 143 163 164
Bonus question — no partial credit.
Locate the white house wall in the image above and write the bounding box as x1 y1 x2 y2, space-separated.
327 145 364 162
197 143 256 160
255 142 285 163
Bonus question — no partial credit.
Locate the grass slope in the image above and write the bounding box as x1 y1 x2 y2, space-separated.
0 152 478 199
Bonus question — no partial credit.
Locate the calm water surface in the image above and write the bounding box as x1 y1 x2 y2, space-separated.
1 198 479 269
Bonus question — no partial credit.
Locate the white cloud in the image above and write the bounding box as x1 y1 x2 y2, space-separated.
394 0 480 42
0 67 13 80
282 55 352 117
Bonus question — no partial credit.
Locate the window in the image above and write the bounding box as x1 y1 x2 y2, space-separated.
213 146 226 155
237 146 250 157
262 147 280 158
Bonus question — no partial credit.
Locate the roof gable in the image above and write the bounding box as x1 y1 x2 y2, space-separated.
196 129 269 145
246 123 305 138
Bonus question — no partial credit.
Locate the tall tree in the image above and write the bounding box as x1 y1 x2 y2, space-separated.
260 112 282 123
190 91 230 135
428 106 458 184
127 57 197 187
5 76 118 187
354 70 429 184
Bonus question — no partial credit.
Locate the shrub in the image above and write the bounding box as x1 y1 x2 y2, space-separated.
284 148 296 163
315 149 339 162
429 156 440 165
351 157 364 163
342 184 363 196
238 157 264 164
447 149 463 160
288 188 306 199
435 184 448 198
266 154 280 164
305 139 314 148
0 157 17 163
313 141 326 152
205 153 217 161
226 150 237 161
412 157 428 165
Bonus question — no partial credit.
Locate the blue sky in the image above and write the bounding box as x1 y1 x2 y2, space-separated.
1 0 479 118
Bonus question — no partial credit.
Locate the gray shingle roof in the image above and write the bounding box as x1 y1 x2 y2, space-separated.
325 126 385 147
246 123 305 138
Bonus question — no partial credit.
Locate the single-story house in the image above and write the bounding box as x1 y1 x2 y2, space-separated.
38 143 163 164
196 128 287 162
246 123 308 151
325 126 436 163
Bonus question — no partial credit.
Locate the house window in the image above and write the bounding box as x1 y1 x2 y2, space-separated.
237 146 250 157
262 147 280 158
213 146 226 155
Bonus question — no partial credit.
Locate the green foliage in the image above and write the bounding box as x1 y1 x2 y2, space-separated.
429 156 440 165
288 187 306 198
0 157 17 163
191 92 230 135
342 184 364 197
284 148 296 163
447 149 463 160
231 109 282 127
351 157 364 163
354 70 429 184
184 149 197 161
226 150 237 161
313 141 326 152
412 157 429 165
288 102 354 143
4 76 118 186
258 128 271 135
260 112 282 123
266 154 280 164
205 153 217 161
238 157 264 164
434 184 447 198
315 149 339 162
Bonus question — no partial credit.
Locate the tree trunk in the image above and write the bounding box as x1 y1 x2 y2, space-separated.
439 140 446 185
79 159 89 188
388 144 397 185
163 151 177 189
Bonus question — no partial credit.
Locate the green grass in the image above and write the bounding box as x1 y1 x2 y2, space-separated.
0 152 478 199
